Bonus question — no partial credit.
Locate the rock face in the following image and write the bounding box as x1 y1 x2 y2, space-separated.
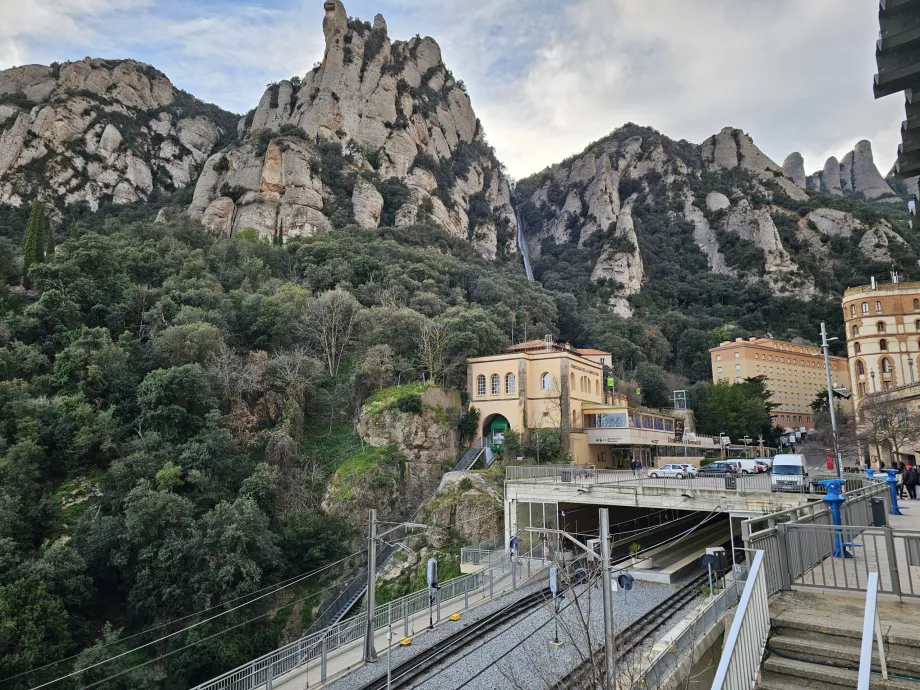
425 471 502 545
859 221 907 262
782 152 806 188
0 58 235 210
517 124 818 301
186 1 516 258
355 386 461 508
805 141 896 200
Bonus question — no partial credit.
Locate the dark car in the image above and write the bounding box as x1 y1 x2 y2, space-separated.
697 462 738 475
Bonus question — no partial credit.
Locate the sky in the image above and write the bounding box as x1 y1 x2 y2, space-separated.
1 0 906 180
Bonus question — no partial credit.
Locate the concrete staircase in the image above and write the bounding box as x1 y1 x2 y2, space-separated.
758 609 920 689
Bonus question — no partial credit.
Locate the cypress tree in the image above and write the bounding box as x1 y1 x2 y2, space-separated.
21 200 45 273
46 225 56 258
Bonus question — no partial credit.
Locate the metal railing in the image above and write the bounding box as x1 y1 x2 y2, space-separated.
630 578 741 689
741 481 890 595
858 572 888 689
192 549 547 690
453 436 486 472
711 550 770 690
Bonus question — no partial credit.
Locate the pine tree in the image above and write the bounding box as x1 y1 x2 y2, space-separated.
21 200 45 274
46 224 56 258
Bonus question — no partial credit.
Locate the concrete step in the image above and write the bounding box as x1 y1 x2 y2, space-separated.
772 609 920 659
769 635 920 676
762 656 920 689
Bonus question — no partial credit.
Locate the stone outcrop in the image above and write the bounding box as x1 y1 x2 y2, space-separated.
723 199 793 275
590 195 643 316
425 471 502 545
186 1 516 258
782 152 806 188
684 194 731 275
702 127 783 176
805 208 864 237
355 386 461 508
0 58 234 210
807 141 896 200
859 221 907 262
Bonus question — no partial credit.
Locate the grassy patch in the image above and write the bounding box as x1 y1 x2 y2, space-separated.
365 382 428 416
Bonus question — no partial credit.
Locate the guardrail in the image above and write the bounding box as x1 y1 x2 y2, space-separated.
192 548 548 690
741 481 890 595
858 572 888 689
454 436 486 472
711 550 770 690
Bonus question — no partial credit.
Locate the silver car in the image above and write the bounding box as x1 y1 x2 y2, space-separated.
648 464 691 479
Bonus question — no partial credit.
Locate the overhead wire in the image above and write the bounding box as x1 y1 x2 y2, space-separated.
23 550 362 689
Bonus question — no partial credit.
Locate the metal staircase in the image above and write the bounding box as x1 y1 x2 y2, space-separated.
453 436 486 472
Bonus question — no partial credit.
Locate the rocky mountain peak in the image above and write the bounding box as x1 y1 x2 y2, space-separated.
187 1 515 258
801 140 897 201
0 58 237 211
781 152 806 188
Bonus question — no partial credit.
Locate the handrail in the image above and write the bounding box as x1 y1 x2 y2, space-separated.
857 572 888 689
711 550 770 690
453 436 486 472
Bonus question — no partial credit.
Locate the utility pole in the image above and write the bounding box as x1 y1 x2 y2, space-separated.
821 322 844 480
599 508 616 690
364 508 378 662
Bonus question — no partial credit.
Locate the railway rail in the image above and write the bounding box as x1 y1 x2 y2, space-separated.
357 586 551 690
550 573 709 689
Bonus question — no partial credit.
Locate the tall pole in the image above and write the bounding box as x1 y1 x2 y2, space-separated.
364 509 378 662
821 322 844 480
599 508 616 690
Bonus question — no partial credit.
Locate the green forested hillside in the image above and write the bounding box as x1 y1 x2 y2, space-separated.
0 210 556 688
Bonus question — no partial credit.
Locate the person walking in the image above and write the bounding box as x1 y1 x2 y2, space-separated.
898 465 907 499
907 466 919 500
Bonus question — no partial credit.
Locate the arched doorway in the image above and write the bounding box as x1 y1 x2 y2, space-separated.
482 414 510 452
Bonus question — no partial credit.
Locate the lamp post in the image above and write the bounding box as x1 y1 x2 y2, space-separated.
741 436 752 458
719 433 728 459
871 369 877 393
820 323 844 480
909 355 915 384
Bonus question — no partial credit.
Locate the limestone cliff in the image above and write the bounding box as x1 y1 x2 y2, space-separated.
186 1 516 258
0 58 236 211
801 141 897 201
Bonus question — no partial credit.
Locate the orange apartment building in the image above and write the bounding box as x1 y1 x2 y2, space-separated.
709 337 852 430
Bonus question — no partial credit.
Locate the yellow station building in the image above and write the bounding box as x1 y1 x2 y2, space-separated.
466 340 720 467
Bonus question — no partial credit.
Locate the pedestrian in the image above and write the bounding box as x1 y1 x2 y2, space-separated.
907 466 919 500
898 468 907 499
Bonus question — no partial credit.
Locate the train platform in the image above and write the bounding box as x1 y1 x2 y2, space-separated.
625 520 730 584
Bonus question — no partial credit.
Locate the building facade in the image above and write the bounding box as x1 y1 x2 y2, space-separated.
467 340 718 466
842 281 920 410
709 337 852 429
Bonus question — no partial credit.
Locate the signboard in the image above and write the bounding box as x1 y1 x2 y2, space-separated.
674 419 685 442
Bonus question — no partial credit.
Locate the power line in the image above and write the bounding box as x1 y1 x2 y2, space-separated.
4 550 364 684
24 551 361 690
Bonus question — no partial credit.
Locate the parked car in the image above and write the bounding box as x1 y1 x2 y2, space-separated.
677 464 699 476
648 464 692 479
697 461 738 475
754 457 774 469
720 460 743 473
754 460 771 473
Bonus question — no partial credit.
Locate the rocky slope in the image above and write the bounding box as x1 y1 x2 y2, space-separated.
517 125 913 315
186 1 516 259
0 59 237 211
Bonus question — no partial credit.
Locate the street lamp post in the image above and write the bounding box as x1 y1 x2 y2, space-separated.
871 370 877 393
820 322 844 480
909 356 915 384
741 436 752 458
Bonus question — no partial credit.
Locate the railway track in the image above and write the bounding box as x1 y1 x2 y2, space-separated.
550 573 710 690
357 586 551 690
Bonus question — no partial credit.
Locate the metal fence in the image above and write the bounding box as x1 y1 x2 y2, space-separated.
630 578 741 689
741 481 890 596
192 549 548 690
711 550 770 690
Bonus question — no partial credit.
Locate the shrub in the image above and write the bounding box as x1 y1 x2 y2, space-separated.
212 156 230 173
457 477 475 492
396 393 423 413
279 123 308 139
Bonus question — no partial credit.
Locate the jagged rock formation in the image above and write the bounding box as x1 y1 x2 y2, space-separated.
859 220 907 262
517 124 820 302
803 141 897 200
0 58 236 210
782 152 806 188
186 1 515 258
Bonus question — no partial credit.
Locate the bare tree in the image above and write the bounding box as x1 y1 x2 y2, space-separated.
857 393 920 467
415 319 463 385
297 288 363 376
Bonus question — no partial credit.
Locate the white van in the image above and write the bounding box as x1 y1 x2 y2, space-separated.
737 459 764 474
770 454 809 492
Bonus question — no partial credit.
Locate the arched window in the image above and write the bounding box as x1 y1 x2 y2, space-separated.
476 375 486 396
880 339 888 351
850 305 857 317
857 361 865 375
877 322 886 334
854 343 861 354
915 319 920 330
490 374 500 395
505 373 516 395
914 298 920 310
882 358 893 373
541 373 553 391
862 302 870 314
853 325 860 336
876 301 883 313
570 372 575 389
